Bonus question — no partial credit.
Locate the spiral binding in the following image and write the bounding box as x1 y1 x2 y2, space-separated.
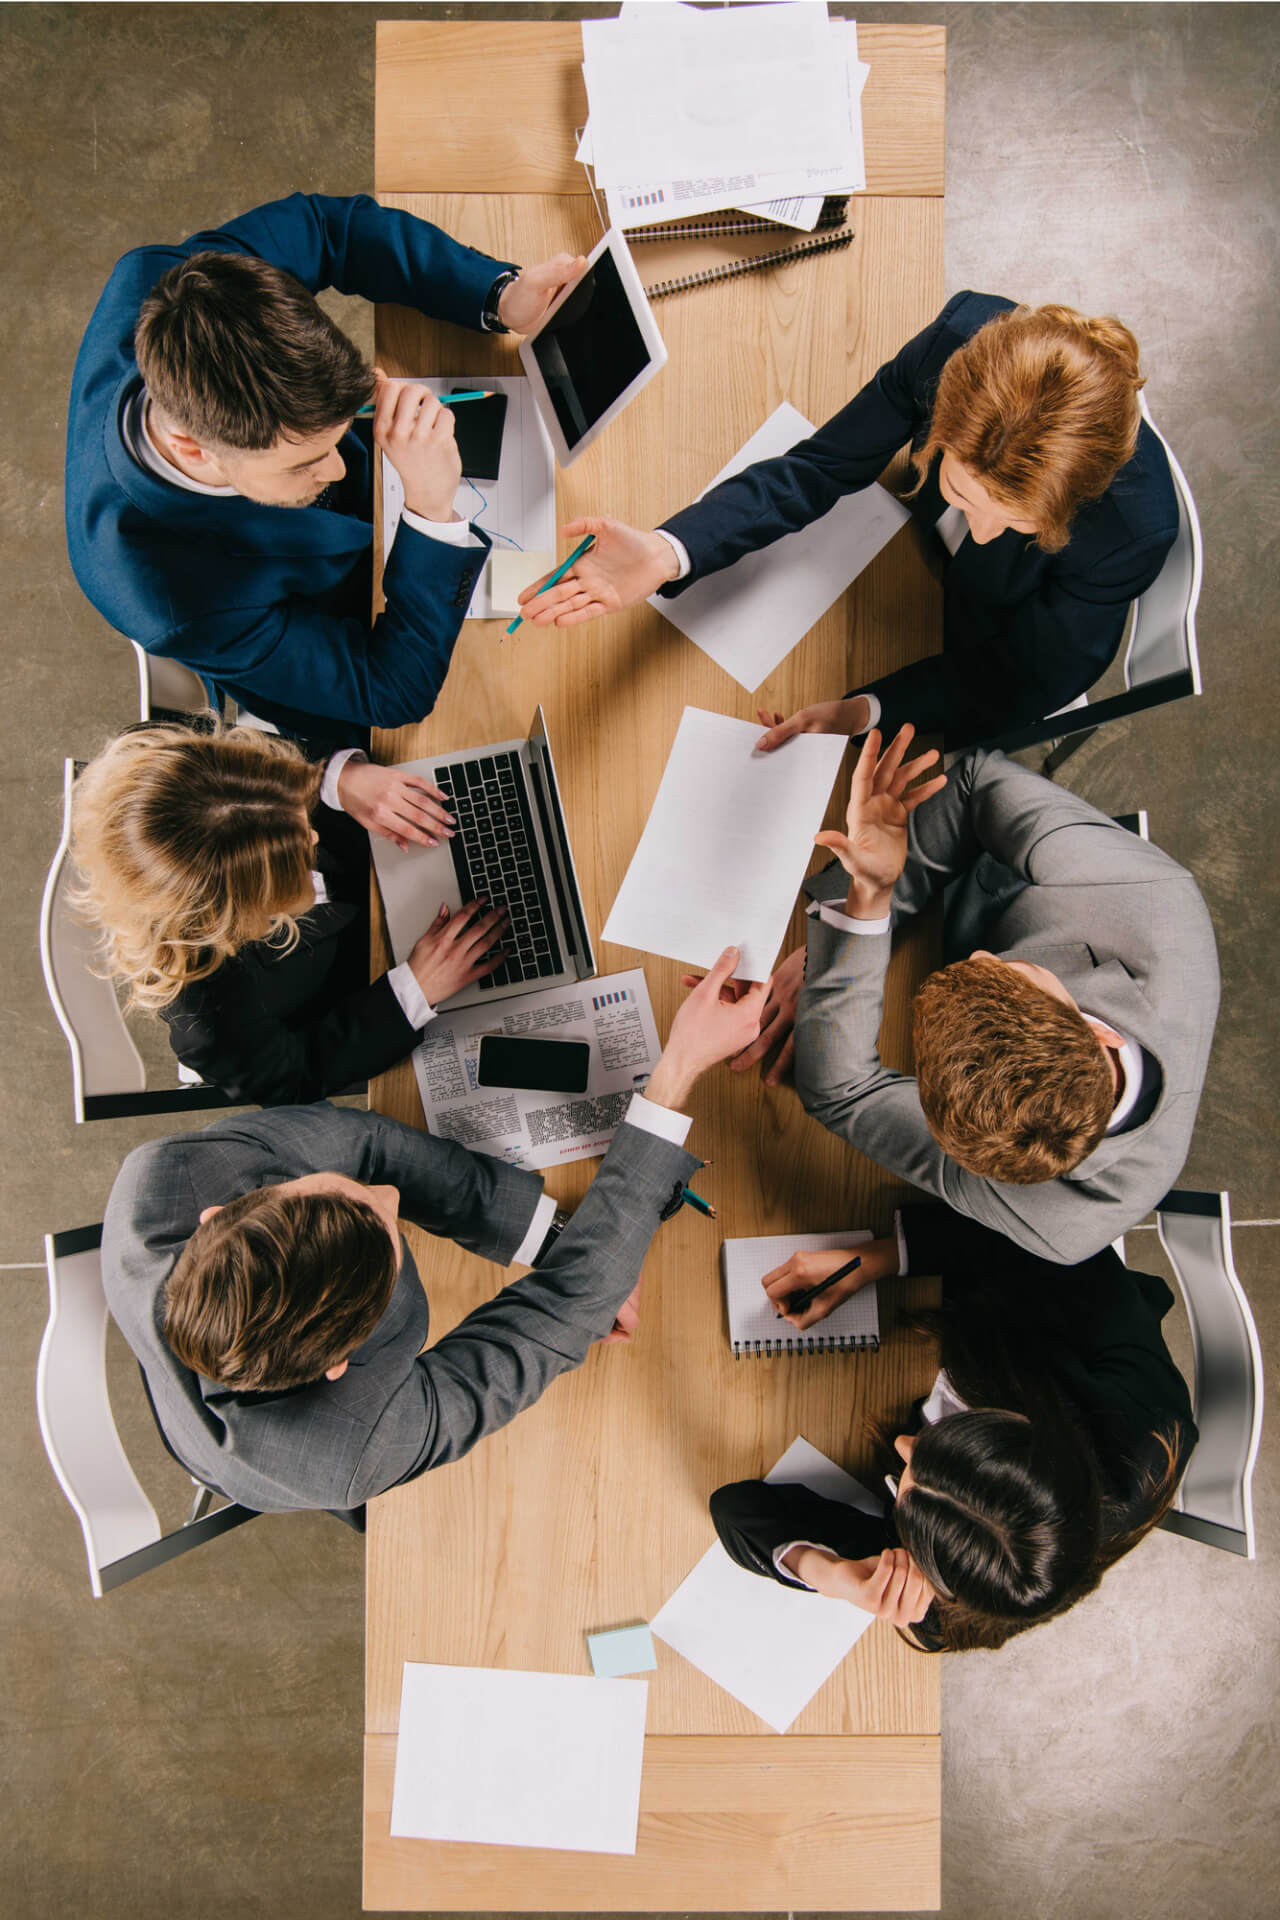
629 195 850 243
731 1332 880 1358
644 226 854 301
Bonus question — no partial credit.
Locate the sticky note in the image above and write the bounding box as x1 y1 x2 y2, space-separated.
488 549 557 615
587 1623 657 1678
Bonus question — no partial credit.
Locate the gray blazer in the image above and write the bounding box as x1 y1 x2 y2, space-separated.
102 1102 699 1512
794 749 1220 1264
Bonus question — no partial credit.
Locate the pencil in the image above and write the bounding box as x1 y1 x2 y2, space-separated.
681 1188 717 1219
785 1254 862 1316
354 390 493 415
505 534 597 636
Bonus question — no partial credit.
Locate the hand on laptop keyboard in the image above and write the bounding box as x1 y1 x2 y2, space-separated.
408 900 509 1009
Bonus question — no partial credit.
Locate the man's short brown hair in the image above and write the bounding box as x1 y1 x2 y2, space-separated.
912 956 1114 1184
163 1187 398 1391
135 250 375 449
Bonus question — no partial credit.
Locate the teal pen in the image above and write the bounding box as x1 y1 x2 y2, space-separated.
354 390 493 415
505 534 596 636
681 1188 717 1220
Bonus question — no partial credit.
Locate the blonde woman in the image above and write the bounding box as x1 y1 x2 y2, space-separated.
71 724 507 1106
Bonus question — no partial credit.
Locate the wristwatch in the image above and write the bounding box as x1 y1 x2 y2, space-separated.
482 268 521 334
532 1205 572 1266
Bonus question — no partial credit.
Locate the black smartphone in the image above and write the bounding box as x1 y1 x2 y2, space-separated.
476 1034 591 1094
451 390 508 482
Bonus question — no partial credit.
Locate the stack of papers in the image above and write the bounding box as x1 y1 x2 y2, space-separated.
578 2 868 232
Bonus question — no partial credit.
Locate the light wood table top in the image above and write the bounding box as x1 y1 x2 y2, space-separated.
366 20 945 1912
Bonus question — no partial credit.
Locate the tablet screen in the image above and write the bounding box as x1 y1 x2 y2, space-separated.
526 250 653 452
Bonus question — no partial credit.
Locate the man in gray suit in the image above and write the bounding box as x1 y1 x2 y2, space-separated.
793 727 1219 1266
102 948 767 1514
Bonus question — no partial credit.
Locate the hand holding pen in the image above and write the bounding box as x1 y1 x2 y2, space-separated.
762 1246 870 1329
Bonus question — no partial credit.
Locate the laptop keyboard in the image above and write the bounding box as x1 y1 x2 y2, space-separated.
433 752 565 990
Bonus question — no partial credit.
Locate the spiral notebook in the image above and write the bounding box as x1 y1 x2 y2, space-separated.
722 1230 877 1357
627 195 850 242
637 224 853 302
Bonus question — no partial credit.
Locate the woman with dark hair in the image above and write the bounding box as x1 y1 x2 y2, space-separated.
709 1203 1196 1651
71 721 508 1107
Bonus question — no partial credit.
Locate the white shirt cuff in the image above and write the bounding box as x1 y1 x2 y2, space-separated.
399 506 484 547
386 961 435 1031
655 528 691 580
624 1090 693 1146
512 1191 558 1267
806 898 893 938
893 1207 909 1280
854 690 882 731
773 1540 838 1587
321 747 367 811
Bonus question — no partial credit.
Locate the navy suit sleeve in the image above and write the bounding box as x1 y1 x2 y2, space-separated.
185 191 512 327
170 520 489 731
860 527 1171 748
710 1479 892 1584
657 298 968 586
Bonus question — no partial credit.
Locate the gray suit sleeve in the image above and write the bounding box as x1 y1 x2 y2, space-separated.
792 919 1119 1265
345 1121 700 1502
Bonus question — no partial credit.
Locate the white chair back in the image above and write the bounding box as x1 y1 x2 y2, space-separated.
131 640 212 721
36 1228 161 1599
1157 1191 1263 1558
39 759 145 1122
1124 393 1204 694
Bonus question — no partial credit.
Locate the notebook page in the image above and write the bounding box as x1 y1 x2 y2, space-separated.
724 1230 876 1349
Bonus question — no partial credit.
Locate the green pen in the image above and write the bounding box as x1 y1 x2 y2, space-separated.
681 1188 717 1220
506 534 596 636
354 390 494 415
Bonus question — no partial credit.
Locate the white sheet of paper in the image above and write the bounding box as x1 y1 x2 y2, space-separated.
582 4 848 190
390 1663 648 1854
380 375 554 619
596 15 867 229
649 1438 885 1734
408 969 661 1173
602 708 846 980
649 401 910 691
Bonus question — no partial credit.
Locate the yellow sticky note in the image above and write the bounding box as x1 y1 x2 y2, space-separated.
488 550 557 616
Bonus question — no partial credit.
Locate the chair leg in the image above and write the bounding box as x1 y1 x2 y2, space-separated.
186 1483 213 1525
1043 726 1098 777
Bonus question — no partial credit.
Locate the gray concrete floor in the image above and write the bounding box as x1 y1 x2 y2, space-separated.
2 3 1276 1915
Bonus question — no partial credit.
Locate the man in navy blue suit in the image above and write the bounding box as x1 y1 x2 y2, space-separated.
66 193 583 763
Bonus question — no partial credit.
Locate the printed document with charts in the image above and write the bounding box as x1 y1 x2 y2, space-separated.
380 374 554 619
408 968 660 1172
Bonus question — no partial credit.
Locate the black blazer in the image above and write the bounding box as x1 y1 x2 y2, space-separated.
710 1205 1197 1626
160 802 422 1107
659 291 1179 748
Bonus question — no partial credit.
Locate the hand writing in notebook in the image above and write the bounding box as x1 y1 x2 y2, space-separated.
517 517 677 626
763 1235 899 1330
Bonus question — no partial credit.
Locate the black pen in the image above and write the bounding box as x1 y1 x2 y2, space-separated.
784 1254 862 1317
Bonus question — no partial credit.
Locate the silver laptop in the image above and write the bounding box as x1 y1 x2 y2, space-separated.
370 706 595 1010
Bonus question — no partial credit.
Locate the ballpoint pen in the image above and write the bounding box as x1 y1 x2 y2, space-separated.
506 533 596 636
354 390 493 414
782 1253 862 1317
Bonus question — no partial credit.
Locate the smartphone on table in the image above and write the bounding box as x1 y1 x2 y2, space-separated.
476 1034 591 1094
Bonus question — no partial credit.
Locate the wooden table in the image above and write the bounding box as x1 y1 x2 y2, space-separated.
366 19 946 1912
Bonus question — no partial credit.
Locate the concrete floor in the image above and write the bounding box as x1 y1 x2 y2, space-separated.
2 3 1276 1915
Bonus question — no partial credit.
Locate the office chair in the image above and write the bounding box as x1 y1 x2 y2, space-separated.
976 394 1203 773
1155 1191 1264 1559
37 1224 260 1596
40 759 238 1122
38 1224 367 1597
131 639 213 723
